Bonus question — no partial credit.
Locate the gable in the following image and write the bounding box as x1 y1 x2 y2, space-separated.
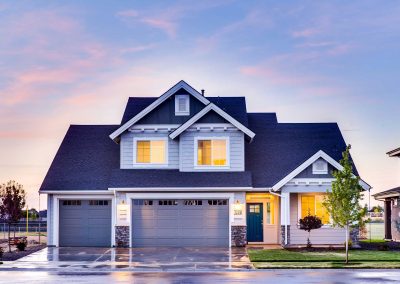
135 89 206 124
293 158 335 179
196 109 229 124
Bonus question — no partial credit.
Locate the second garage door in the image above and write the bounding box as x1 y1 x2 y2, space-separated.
132 199 229 247
59 199 111 247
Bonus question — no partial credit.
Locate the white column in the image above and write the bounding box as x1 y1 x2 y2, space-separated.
280 192 290 226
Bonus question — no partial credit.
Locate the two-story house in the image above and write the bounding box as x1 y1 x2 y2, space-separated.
39 80 369 248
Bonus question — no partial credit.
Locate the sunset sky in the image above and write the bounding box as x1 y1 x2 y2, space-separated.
0 1 399 209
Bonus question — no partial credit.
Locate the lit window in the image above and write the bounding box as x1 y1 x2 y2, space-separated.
136 140 166 164
300 195 330 224
175 95 190 115
197 139 227 166
266 202 274 225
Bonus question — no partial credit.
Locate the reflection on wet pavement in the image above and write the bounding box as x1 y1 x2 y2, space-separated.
0 247 253 271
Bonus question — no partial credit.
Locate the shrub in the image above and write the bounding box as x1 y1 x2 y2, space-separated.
299 214 322 248
16 238 27 251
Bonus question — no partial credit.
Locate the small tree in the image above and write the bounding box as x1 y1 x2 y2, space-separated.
0 181 26 252
299 214 322 248
323 145 363 263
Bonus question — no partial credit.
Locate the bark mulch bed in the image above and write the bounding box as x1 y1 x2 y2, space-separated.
1 244 46 262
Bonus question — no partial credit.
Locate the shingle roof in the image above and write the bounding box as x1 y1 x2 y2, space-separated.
246 114 358 188
109 170 252 188
373 186 400 199
39 97 358 192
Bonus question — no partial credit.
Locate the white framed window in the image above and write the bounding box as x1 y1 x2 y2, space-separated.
298 194 331 225
312 159 328 174
175 95 190 116
194 137 230 169
133 137 168 166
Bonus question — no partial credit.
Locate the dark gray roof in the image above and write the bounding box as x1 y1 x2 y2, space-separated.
121 96 249 126
373 187 400 199
387 147 400 157
246 114 358 188
39 96 358 191
40 125 120 191
109 170 252 188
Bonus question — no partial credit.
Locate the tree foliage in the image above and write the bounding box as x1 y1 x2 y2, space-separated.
323 145 363 263
0 181 26 252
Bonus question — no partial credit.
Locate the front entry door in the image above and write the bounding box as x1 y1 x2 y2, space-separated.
247 203 263 242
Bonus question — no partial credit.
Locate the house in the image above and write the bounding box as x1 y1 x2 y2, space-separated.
39 80 369 248
373 147 400 241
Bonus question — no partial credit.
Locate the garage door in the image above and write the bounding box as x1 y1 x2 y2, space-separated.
132 199 229 247
59 199 111 247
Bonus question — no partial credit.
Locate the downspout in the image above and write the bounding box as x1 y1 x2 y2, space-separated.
268 189 287 246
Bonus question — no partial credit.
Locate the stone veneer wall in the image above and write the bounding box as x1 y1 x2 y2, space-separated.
115 226 130 247
392 205 400 241
231 225 247 247
280 225 290 246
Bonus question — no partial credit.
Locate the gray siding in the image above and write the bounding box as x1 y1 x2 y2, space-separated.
290 193 347 245
47 194 54 246
179 131 245 172
295 158 335 178
120 132 179 169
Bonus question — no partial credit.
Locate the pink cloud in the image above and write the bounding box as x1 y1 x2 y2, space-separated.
292 28 320 38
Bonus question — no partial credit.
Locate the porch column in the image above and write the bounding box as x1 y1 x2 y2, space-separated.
384 199 392 240
280 192 290 246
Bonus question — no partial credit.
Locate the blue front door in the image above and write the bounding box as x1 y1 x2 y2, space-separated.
247 203 263 242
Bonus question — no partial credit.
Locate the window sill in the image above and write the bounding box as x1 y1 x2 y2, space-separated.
175 112 190 116
194 166 231 170
132 163 169 168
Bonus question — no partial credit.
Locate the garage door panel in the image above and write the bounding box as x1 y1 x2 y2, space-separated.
132 199 229 247
59 200 111 247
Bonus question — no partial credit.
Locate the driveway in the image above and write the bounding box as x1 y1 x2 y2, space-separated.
0 247 253 271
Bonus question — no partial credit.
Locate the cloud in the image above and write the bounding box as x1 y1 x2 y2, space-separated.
291 28 320 38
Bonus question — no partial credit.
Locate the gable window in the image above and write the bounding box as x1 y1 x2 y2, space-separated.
175 95 190 116
312 160 328 174
134 138 167 165
300 194 330 224
196 138 228 167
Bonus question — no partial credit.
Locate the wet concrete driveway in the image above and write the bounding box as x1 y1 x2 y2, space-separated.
0 247 253 271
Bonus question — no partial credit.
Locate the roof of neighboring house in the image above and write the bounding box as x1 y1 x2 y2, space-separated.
373 187 400 199
387 147 400 157
39 93 361 192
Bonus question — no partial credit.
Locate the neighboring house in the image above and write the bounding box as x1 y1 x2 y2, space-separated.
39 210 47 222
373 147 400 241
39 81 369 248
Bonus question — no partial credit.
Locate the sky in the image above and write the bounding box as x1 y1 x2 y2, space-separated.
0 0 399 209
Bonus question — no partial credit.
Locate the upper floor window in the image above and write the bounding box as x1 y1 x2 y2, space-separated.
300 194 330 224
196 138 229 167
134 138 167 165
312 160 328 174
175 95 190 116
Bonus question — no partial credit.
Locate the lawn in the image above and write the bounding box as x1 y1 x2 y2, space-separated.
248 249 400 269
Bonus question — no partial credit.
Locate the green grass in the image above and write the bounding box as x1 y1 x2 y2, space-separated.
249 249 400 263
360 239 386 243
253 261 400 269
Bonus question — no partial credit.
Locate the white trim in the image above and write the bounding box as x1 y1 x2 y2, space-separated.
133 137 169 167
169 103 256 140
109 187 252 191
272 150 370 191
110 81 209 141
52 194 115 247
194 136 230 170
286 178 334 186
175 94 190 116
126 192 235 247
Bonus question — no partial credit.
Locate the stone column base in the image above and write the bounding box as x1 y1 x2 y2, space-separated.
231 225 247 247
115 226 130 247
280 225 290 247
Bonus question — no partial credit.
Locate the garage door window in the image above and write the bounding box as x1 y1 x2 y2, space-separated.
184 200 203 206
63 200 81 206
89 200 109 206
208 200 227 206
133 200 153 206
159 200 178 206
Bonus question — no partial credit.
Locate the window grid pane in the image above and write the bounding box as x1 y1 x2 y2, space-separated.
150 140 165 163
197 140 211 165
212 140 227 166
316 195 330 224
137 141 150 163
301 196 315 218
